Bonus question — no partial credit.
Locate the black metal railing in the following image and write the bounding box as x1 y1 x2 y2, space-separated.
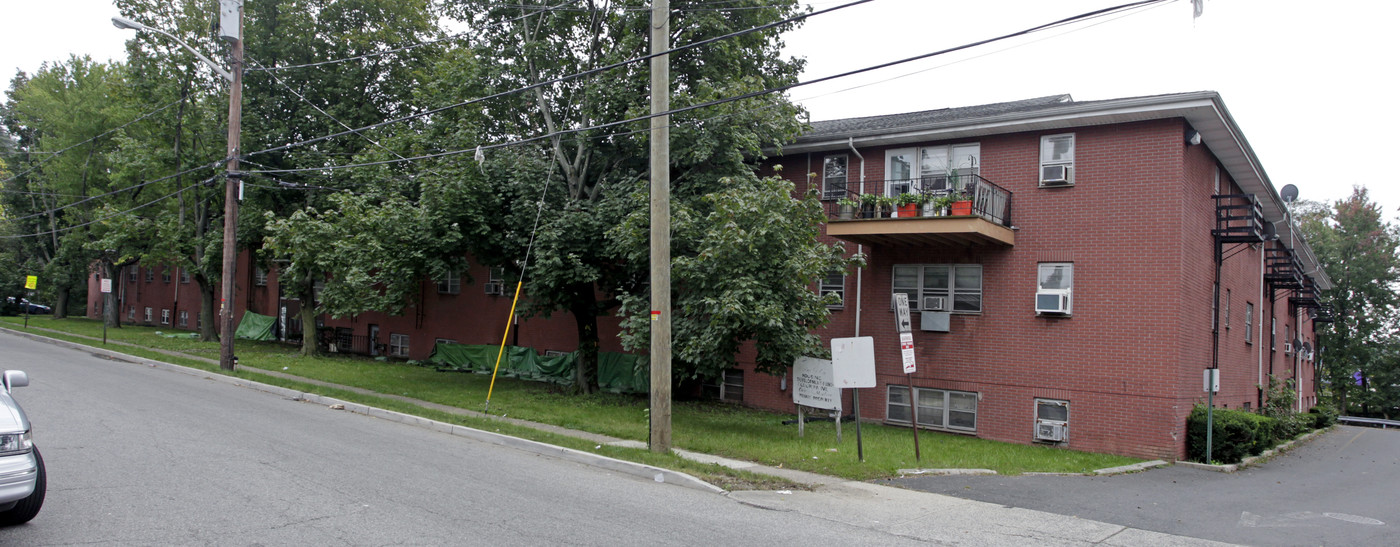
824 174 1012 227
317 328 385 356
1213 194 1265 243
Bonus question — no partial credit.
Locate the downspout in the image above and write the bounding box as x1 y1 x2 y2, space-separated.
1257 243 1265 410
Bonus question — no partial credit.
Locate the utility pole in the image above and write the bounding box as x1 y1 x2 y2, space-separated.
219 0 244 371
648 0 672 453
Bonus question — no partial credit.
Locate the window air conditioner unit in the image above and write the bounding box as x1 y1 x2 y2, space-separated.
483 282 504 296
1035 290 1071 315
1036 420 1067 442
922 296 947 311
1040 165 1072 186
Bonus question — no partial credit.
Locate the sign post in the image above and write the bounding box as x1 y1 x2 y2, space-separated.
831 336 876 461
22 276 37 329
100 278 113 344
893 293 920 461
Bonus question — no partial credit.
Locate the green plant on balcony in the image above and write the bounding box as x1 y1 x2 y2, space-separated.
858 193 880 218
836 197 860 220
875 195 897 218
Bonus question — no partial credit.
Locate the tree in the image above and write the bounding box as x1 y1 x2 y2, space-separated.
440 0 810 392
611 173 859 380
1296 187 1400 414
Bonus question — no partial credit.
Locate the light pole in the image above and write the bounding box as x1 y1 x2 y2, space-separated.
113 7 243 371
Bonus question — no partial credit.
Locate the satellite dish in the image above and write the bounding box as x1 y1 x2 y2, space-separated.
1302 341 1313 353
1280 184 1299 203
1293 337 1304 351
1262 222 1278 241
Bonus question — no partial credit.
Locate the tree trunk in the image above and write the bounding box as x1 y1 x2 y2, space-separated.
196 274 218 342
570 287 599 394
52 284 70 319
297 274 318 357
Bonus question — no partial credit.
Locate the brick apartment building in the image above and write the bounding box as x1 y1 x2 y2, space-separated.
88 91 1329 460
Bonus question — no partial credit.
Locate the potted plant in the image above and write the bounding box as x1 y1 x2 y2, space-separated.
875 195 896 218
919 193 938 217
859 193 879 218
896 193 920 218
836 197 860 220
932 194 955 216
951 191 974 216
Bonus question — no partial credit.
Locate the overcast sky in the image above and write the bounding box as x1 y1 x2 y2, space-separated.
3 0 1397 216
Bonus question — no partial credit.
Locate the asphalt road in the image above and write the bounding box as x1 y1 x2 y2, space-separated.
0 332 934 546
886 425 1399 546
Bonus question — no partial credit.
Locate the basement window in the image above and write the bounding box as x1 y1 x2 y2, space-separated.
886 385 977 432
389 333 410 357
703 369 744 402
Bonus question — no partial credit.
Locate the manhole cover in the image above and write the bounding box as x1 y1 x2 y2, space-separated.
1324 513 1384 526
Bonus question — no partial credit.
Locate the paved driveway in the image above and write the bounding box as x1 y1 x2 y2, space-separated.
885 426 1398 546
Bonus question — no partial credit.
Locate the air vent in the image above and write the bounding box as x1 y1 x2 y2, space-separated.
1040 165 1072 186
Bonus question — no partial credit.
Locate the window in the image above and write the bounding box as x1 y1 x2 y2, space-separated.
1035 399 1069 442
160 309 170 325
143 307 153 323
886 385 977 432
128 268 137 282
1245 302 1254 343
178 310 189 327
180 270 191 284
822 154 848 200
819 271 845 309
128 307 135 320
255 267 268 286
1285 324 1293 354
435 338 459 346
1039 133 1075 186
161 268 171 283
1225 289 1232 329
892 264 982 312
885 144 981 197
1270 317 1276 351
389 333 410 357
1213 165 1221 195
1036 263 1073 315
144 268 154 283
703 369 744 402
437 269 461 294
489 267 505 284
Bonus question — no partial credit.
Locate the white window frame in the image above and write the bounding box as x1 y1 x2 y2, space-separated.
437 269 461 294
128 306 136 320
1039 133 1076 186
1035 398 1070 443
1036 262 1073 315
1245 302 1254 343
143 307 153 323
489 267 505 284
885 144 981 197
161 268 171 283
160 309 170 325
435 338 458 346
389 333 410 357
144 268 154 283
705 369 744 402
819 271 845 309
1271 316 1276 351
1224 289 1231 330
892 264 982 313
178 310 189 327
255 267 268 286
886 385 978 432
180 270 191 284
822 154 849 200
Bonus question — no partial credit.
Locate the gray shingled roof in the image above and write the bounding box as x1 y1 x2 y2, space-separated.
799 94 1074 142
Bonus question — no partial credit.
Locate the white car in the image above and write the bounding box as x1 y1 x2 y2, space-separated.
0 371 43 525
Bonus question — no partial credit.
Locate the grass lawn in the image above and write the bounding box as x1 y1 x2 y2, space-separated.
2 316 1140 482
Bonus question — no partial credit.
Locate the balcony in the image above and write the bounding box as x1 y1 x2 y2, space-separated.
822 175 1014 247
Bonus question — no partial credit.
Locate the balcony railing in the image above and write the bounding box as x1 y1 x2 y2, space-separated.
823 175 1012 227
822 175 1014 247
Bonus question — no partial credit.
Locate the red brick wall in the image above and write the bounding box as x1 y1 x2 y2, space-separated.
751 118 1294 460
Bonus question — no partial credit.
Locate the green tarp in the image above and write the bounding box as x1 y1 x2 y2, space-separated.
427 342 648 393
234 311 276 341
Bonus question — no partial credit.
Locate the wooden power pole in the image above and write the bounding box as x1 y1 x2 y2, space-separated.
648 0 672 453
219 0 244 371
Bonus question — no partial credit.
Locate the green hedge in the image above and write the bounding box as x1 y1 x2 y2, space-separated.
1309 405 1339 428
1187 405 1278 464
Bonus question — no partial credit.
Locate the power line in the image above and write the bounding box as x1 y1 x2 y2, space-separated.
0 175 219 240
240 0 872 161
0 158 226 223
242 0 1171 176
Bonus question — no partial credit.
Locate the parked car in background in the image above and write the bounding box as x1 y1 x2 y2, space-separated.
0 370 44 525
1 298 49 316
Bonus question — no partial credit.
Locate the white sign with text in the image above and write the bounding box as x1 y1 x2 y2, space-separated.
830 336 876 388
793 356 841 411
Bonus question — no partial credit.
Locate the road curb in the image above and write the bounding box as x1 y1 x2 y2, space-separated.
1175 427 1332 473
0 326 724 494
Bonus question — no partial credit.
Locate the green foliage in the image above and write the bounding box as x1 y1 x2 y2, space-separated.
1186 405 1278 463
611 176 860 380
1308 403 1339 428
1296 188 1400 414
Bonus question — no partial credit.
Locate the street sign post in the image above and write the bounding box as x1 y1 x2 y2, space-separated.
831 336 876 460
892 293 920 461
100 278 113 344
22 276 37 329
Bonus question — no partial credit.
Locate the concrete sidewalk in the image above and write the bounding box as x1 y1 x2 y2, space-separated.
1 325 1232 546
